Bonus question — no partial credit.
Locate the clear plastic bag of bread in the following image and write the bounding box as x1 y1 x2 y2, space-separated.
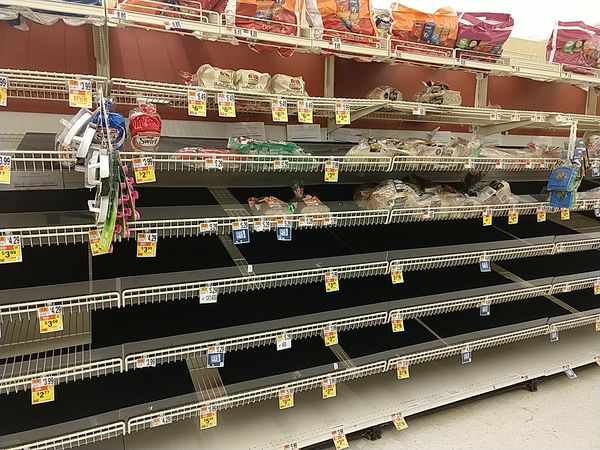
234 69 271 93
367 85 402 101
354 183 378 209
586 134 600 158
248 196 291 216
289 183 331 214
413 80 461 105
345 137 399 157
367 179 419 209
268 74 307 96
181 64 236 90
464 174 520 205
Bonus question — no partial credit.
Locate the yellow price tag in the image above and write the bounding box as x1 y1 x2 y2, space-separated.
325 270 339 293
188 89 207 117
0 76 7 107
0 154 11 184
482 210 492 226
297 99 313 124
332 429 348 450
278 389 294 410
594 281 600 295
68 79 92 108
200 406 217 430
391 313 404 333
38 305 64 334
31 377 55 405
392 413 408 430
537 209 546 222
137 232 157 258
133 157 156 184
324 160 339 183
322 378 337 399
390 262 404 284
561 209 570 220
217 92 236 117
335 101 350 125
508 210 518 225
596 318 600 332
271 98 288 122
0 234 22 264
88 230 109 256
396 361 409 379
323 325 338 346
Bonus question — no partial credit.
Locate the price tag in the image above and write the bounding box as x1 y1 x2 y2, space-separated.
537 208 547 222
165 20 182 30
479 256 491 273
464 158 473 169
532 113 545 123
135 355 157 368
395 49 403 59
199 221 218 233
276 333 292 351
331 37 342 50
391 312 404 333
325 270 339 293
37 305 63 334
392 413 408 431
31 376 55 405
217 92 236 117
508 209 519 225
479 298 491 316
564 368 577 379
207 345 225 368
276 220 292 242
199 286 218 304
495 159 504 169
200 406 217 430
0 76 7 107
297 99 313 124
204 157 224 170
594 280 600 295
0 154 11 184
489 111 502 121
323 325 338 346
151 415 172 428
232 221 250 245
133 156 156 184
271 98 288 122
596 317 600 332
461 347 472 364
0 234 22 264
592 164 600 178
482 210 492 226
233 27 258 39
322 377 337 399
550 326 559 342
510 112 521 122
283 444 299 450
88 230 109 256
298 216 314 228
332 429 349 450
390 262 404 284
188 89 207 117
278 388 294 410
335 101 350 125
396 360 409 379
110 9 128 20
273 159 289 170
68 79 92 108
324 160 339 183
560 209 570 220
411 105 425 115
136 232 157 258
252 219 266 232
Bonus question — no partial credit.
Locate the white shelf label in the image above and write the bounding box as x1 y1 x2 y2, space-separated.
188 88 207 117
135 355 157 368
412 105 425 115
68 79 92 109
276 333 292 351
199 286 218 304
0 76 7 107
233 27 258 39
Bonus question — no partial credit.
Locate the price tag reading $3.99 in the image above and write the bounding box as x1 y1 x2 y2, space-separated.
133 156 156 184
0 234 21 264
137 232 157 258
335 101 350 125
0 154 12 184
322 377 337 399
68 79 92 108
324 270 339 292
38 305 64 334
331 429 349 450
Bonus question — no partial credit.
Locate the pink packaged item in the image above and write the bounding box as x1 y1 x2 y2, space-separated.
547 21 600 74
456 12 513 55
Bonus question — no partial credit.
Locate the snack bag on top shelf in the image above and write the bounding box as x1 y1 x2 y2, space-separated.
182 64 237 90
305 0 377 45
547 21 600 74
373 8 392 38
455 12 513 56
390 4 458 50
234 69 271 93
128 103 161 152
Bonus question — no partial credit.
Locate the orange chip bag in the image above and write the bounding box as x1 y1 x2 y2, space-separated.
305 0 376 43
390 3 458 48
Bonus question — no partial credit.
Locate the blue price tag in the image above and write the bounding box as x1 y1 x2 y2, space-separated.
592 166 600 178
232 226 250 245
276 225 292 241
479 259 491 273
461 350 472 364
207 350 225 368
480 303 491 316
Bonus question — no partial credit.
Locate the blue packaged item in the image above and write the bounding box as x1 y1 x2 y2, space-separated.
549 190 576 209
92 99 126 150
547 164 579 191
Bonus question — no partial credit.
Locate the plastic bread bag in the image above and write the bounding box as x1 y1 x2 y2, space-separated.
182 64 237 90
305 0 377 45
234 69 271 93
456 12 514 56
547 21 600 74
288 184 331 214
366 85 402 101
586 134 600 158
91 99 126 151
128 103 161 152
172 147 242 169
367 179 419 209
390 4 458 49
248 196 291 216
354 183 378 208
227 136 306 155
268 74 307 96
345 137 399 157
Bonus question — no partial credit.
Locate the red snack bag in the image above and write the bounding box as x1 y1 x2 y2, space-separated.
547 21 600 74
128 103 162 152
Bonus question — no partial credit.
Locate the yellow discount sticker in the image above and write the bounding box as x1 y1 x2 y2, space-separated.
31 376 55 405
188 89 207 117
278 389 294 410
396 361 409 380
0 154 11 184
0 76 6 107
391 313 404 333
508 210 518 225
271 98 288 122
325 270 339 293
537 209 547 222
199 406 217 430
596 318 600 332
322 378 337 399
133 156 156 184
482 210 492 226
217 92 236 118
297 99 313 124
0 234 22 264
68 79 92 108
137 232 157 258
561 209 570 221
324 160 339 183
335 101 350 125
323 325 338 346
38 305 64 334
594 280 600 296
332 429 349 450
392 413 408 430
390 262 404 284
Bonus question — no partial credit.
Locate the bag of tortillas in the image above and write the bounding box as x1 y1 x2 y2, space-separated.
234 69 271 93
268 74 307 96
182 64 237 90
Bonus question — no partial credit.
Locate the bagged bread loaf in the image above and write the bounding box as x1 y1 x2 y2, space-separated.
305 0 377 45
367 179 419 209
367 85 402 101
268 74 307 96
183 64 237 90
248 196 291 216
234 69 271 93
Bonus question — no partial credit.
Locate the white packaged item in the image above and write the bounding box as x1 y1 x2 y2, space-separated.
366 86 402 101
193 64 237 90
234 69 271 93
268 74 307 96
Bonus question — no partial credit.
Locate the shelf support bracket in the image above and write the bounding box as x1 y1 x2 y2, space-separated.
324 55 335 98
585 86 598 116
327 103 387 134
474 73 488 108
473 120 532 138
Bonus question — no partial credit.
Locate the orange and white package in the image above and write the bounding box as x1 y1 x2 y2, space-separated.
305 0 377 44
118 0 161 15
390 4 458 49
